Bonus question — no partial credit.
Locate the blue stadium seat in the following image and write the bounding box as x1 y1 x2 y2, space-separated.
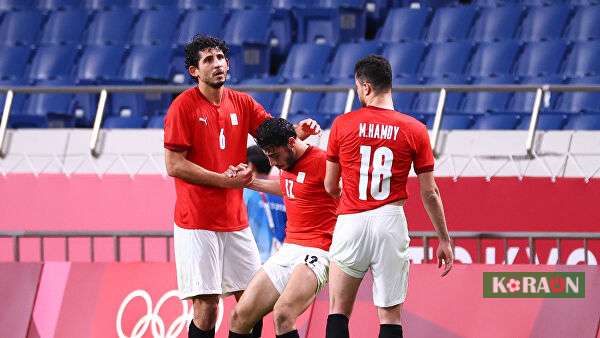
225 0 271 9
565 6 600 42
472 114 520 130
549 77 600 115
131 8 180 46
318 78 361 118
383 42 426 78
280 43 333 80
426 5 477 42
293 1 367 44
103 115 147 128
421 41 473 79
0 46 31 81
109 93 147 117
392 75 420 113
562 42 600 79
427 114 474 130
225 9 271 45
29 45 78 82
69 93 99 127
241 77 281 113
178 0 223 9
273 78 325 117
38 0 82 10
130 0 173 10
521 0 568 7
11 80 75 128
328 41 381 80
471 5 522 42
516 115 567 130
176 9 226 48
270 8 294 58
76 45 125 83
0 10 44 47
121 46 172 83
146 115 165 128
84 0 130 10
0 0 35 10
508 76 562 114
519 4 570 42
86 8 135 46
461 76 515 115
468 40 520 78
40 9 90 46
411 76 467 116
515 41 567 78
0 79 26 123
169 55 191 84
563 114 600 130
377 8 431 43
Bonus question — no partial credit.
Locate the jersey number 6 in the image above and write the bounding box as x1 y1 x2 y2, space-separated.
359 145 393 201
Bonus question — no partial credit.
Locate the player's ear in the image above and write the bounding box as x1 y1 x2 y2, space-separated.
188 65 199 78
288 137 295 148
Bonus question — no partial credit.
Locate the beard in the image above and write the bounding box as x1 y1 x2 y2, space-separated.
208 79 225 89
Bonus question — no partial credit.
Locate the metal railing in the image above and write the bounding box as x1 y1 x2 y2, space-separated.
1 230 598 264
1 84 600 159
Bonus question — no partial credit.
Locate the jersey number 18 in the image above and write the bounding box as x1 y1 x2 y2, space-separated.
359 145 393 201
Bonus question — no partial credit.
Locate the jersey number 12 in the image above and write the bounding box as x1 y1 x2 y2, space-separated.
359 145 393 201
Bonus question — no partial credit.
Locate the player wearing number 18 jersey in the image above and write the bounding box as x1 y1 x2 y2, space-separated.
324 55 454 338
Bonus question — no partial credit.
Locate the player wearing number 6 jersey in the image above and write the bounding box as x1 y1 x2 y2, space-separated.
228 118 339 338
324 55 454 338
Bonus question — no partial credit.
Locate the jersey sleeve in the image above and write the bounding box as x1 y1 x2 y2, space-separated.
164 99 192 152
326 118 340 163
246 95 271 137
412 123 435 174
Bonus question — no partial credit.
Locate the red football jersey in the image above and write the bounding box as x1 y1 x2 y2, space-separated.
327 106 434 215
279 146 338 251
164 87 270 231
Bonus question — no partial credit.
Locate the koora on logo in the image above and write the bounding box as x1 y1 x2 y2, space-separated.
116 289 224 338
483 272 585 298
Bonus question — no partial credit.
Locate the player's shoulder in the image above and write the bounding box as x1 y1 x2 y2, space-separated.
170 87 198 108
225 87 253 102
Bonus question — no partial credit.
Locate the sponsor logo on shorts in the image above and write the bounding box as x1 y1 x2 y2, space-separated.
483 272 585 298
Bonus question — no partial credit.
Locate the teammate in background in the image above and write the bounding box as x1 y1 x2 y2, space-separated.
163 35 320 338
227 118 339 338
244 145 284 263
324 55 454 338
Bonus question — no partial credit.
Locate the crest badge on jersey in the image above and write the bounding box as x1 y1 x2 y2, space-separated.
230 113 239 126
296 172 306 183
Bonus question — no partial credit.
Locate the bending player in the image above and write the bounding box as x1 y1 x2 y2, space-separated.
228 118 339 338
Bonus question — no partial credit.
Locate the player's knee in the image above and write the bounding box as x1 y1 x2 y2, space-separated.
191 296 219 329
273 302 295 331
229 304 254 331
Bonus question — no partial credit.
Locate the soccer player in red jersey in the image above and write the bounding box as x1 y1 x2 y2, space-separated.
164 35 320 338
227 118 338 338
324 55 454 338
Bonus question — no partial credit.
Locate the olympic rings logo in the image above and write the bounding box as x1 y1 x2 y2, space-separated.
116 290 224 338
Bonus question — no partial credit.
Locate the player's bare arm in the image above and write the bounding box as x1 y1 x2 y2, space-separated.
324 160 342 198
418 171 454 277
165 149 253 188
247 178 283 196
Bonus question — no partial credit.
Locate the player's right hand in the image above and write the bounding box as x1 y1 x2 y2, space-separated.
223 164 254 188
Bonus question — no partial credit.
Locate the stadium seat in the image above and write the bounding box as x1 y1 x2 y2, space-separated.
421 41 473 79
225 9 271 45
169 55 191 84
562 42 600 79
131 8 180 46
318 78 361 118
472 114 520 130
516 115 567 130
565 6 600 42
519 4 570 42
0 46 32 81
146 115 165 128
103 115 147 128
270 8 294 59
471 5 522 42
514 41 567 78
178 0 223 9
70 93 99 127
10 79 75 128
461 76 515 115
426 114 474 130
468 40 521 78
40 9 90 46
176 9 226 48
521 0 569 7
84 0 130 10
563 114 600 130
0 79 26 120
86 8 135 46
392 75 420 113
109 93 147 118
273 78 325 117
508 76 562 114
0 0 35 10
328 41 381 80
383 42 426 78
0 10 44 47
280 43 334 80
29 45 78 82
121 46 173 83
426 5 477 42
38 0 82 10
240 77 282 113
293 0 367 44
76 45 126 83
377 7 431 43
549 77 600 115
225 0 271 9
130 0 173 10
411 76 467 116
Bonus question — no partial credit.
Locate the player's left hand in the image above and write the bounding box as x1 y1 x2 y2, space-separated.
437 239 454 277
295 118 321 140
226 163 248 178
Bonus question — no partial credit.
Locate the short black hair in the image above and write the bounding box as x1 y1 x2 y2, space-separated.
247 145 271 175
255 118 297 151
354 54 393 93
184 34 229 83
